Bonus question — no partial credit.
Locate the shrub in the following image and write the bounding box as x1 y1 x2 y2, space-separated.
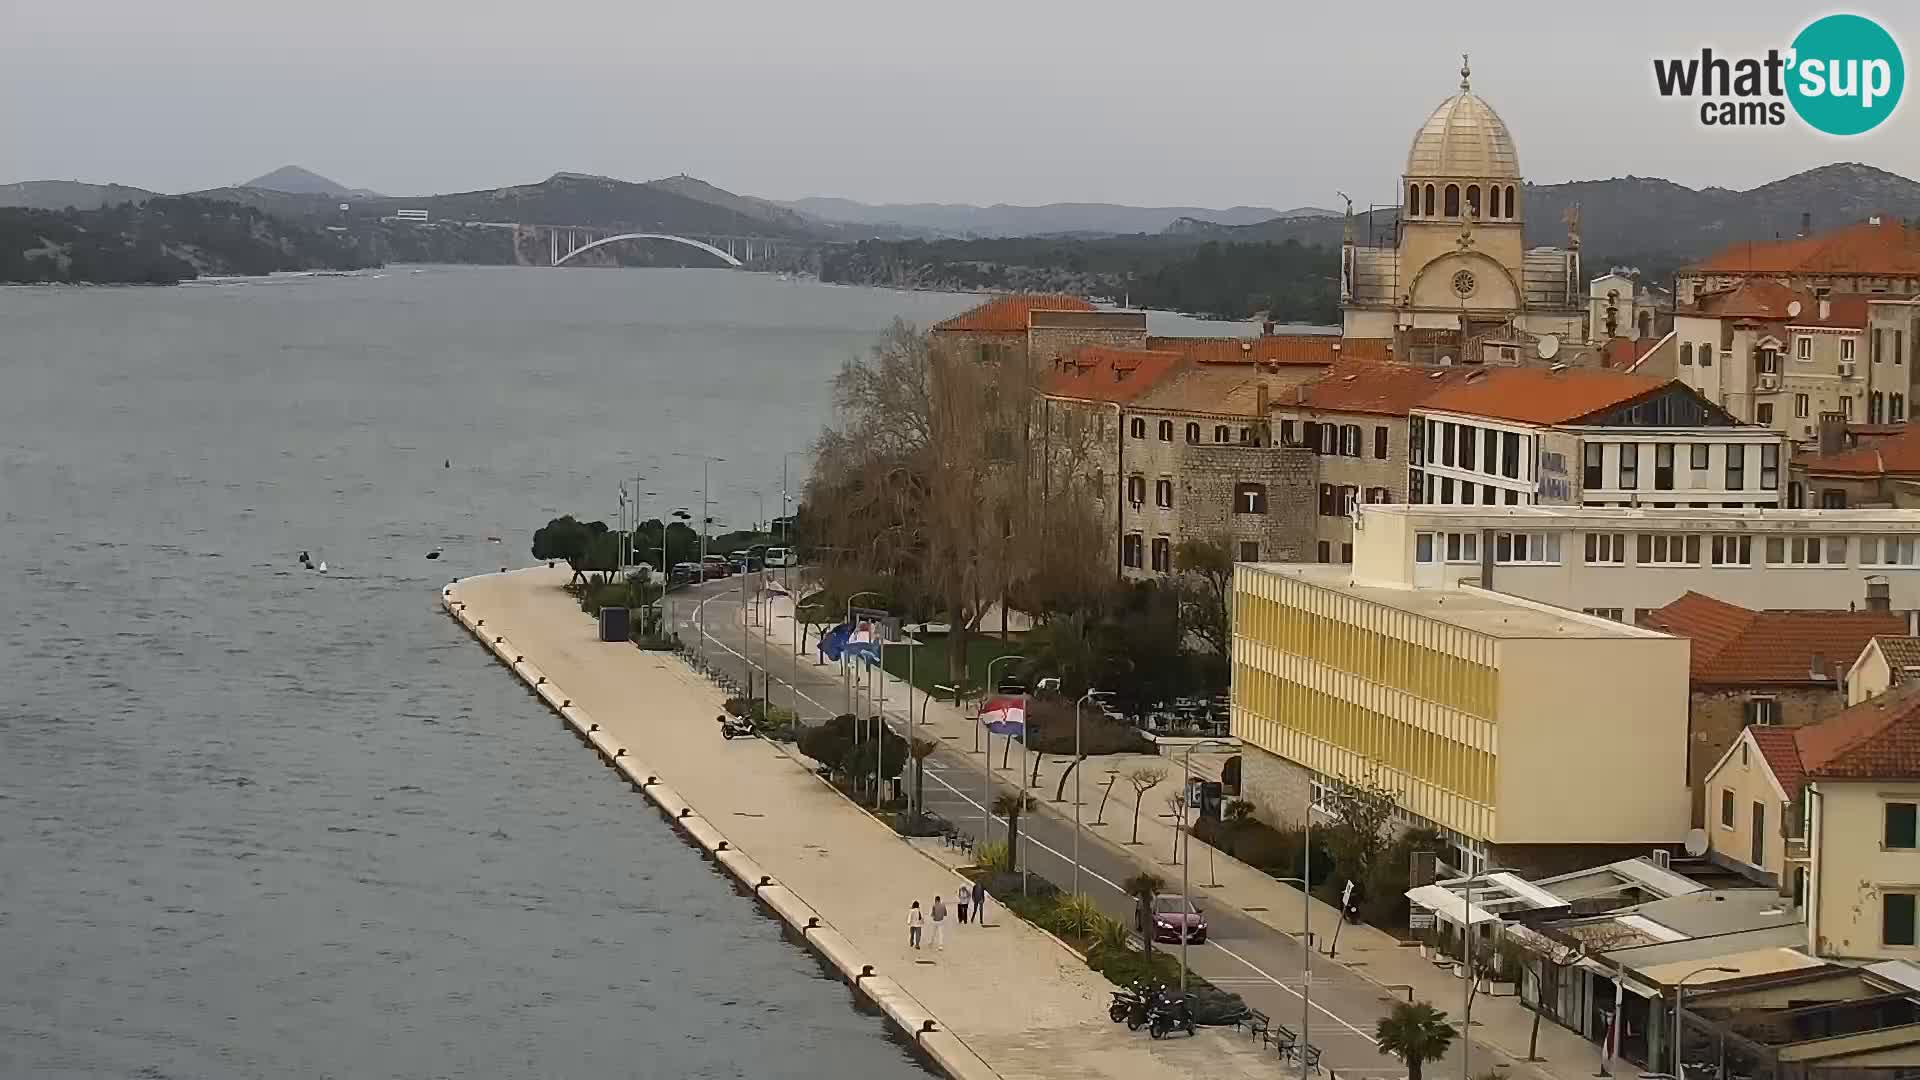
975 841 1011 873
1023 696 1155 756
1050 894 1104 939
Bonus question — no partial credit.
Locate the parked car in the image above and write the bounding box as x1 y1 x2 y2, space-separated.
670 562 702 584
764 547 792 568
1137 894 1208 944
700 555 731 579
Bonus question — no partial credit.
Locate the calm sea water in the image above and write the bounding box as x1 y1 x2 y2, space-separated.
0 266 1244 1078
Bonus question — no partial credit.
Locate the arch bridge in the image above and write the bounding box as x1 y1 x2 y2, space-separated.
551 230 744 268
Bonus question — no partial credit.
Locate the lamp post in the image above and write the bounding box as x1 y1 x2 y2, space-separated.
1071 688 1107 899
1671 966 1738 1080
843 590 881 722
672 452 724 644
1177 738 1237 994
980 654 1024 847
1295 784 1358 1080
1458 865 1523 1080
916 681 956 818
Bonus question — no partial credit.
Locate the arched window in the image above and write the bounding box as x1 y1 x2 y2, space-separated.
1505 186 1516 218
1408 183 1419 216
1126 474 1146 503
1871 392 1884 424
1466 185 1481 218
1894 393 1906 421
1443 184 1460 217
1487 186 1501 218
1157 419 1173 441
1214 425 1230 444
1185 422 1200 444
1423 184 1436 216
1130 417 1145 439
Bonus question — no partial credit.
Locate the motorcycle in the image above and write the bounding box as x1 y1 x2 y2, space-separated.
719 716 757 740
1108 982 1147 1023
1147 993 1196 1040
1125 984 1167 1031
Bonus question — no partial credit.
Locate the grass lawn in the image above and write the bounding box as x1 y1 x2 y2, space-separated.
881 632 1026 701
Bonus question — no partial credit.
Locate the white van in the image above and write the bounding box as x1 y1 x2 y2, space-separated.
764 547 792 568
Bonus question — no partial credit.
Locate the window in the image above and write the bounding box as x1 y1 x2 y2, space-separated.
1822 488 1848 509
1318 483 1336 516
1442 531 1480 563
1239 541 1259 563
1494 531 1561 564
1341 424 1362 457
1505 488 1519 505
1752 802 1766 866
1439 422 1454 466
1884 892 1917 947
1637 533 1701 566
1150 536 1172 572
1457 424 1473 470
1757 402 1774 424
1699 342 1714 367
1234 483 1267 514
1765 535 1846 566
1758 348 1780 374
1502 432 1520 479
1761 444 1779 490
1796 336 1813 361
1121 533 1143 568
1340 542 1353 564
1302 420 1320 450
1440 476 1454 503
1711 534 1753 567
1340 485 1359 515
1154 478 1173 509
1239 426 1255 445
1214 425 1230 444
1725 444 1745 490
1691 443 1710 471
1844 395 1854 419
1843 338 1856 361
1872 391 1885 423
1408 183 1419 215
1583 607 1625 621
1416 533 1435 563
1584 532 1627 565
1365 487 1392 504
1316 541 1331 563
1320 424 1339 455
1186 422 1201 444
1744 697 1779 726
1584 443 1604 489
1720 789 1736 828
1655 444 1675 490
1795 393 1810 418
1126 474 1146 503
1157 419 1173 441
1887 802 1918 849
1443 183 1460 216
1896 392 1908 421
1681 342 1694 366
1788 481 1805 508
1374 426 1389 460
1619 444 1639 489
1423 184 1435 217
1863 536 1920 566
1465 184 1481 217
1461 481 1475 504
1130 417 1146 438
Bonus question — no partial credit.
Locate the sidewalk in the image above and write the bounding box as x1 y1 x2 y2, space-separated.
455 567 1289 1080
744 596 1640 1080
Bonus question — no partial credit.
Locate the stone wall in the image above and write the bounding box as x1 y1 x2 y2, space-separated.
1686 685 1847 823
1174 442 1317 565
1271 410 1412 561
1234 739 1315 828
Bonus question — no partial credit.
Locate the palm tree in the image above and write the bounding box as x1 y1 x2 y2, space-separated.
908 737 939 819
1123 871 1165 956
1376 1001 1457 1080
992 791 1034 872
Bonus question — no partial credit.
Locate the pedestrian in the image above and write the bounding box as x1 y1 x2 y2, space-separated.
956 883 971 925
907 900 924 950
929 894 948 950
974 881 989 926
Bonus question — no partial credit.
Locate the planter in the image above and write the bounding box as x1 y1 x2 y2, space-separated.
1453 962 1467 978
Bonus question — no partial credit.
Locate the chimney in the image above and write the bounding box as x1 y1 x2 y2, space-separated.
1263 320 1276 337
1800 211 1813 238
1255 382 1271 418
1819 297 1832 321
1819 413 1848 456
1868 579 1892 613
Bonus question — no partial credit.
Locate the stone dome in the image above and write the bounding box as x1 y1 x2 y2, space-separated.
1405 61 1519 179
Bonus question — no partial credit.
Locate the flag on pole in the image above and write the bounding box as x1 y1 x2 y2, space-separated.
844 621 882 666
979 695 1026 736
817 621 853 662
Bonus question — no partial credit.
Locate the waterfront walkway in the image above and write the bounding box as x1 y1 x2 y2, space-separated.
450 567 1292 1080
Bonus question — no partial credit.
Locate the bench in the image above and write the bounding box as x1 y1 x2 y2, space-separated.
1303 1045 1323 1074
1271 1024 1298 1057
1236 1008 1271 1042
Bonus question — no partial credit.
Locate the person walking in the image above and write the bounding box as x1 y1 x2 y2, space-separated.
956 884 971 925
973 881 989 926
929 894 948 951
907 900 924 950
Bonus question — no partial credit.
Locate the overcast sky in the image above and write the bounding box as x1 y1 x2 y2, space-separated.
3 0 1916 209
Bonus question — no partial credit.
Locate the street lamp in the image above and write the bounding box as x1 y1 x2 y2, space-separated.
1458 865 1523 1080
914 682 956 818
1177 738 1237 994
1670 965 1738 1080
672 452 724 643
1070 688 1110 899
843 590 882 722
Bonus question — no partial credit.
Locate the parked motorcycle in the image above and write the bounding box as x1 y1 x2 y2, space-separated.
719 716 756 740
1108 982 1147 1023
1124 984 1168 1031
1146 993 1196 1040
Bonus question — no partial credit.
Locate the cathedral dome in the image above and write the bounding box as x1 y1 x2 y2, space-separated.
1405 60 1519 180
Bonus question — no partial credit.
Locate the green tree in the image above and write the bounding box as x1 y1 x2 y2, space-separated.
1376 1001 1457 1080
530 515 614 585
1324 769 1402 900
1172 534 1234 657
908 736 939 818
992 791 1035 872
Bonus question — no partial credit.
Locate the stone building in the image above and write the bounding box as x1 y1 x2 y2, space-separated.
1675 216 1920 307
930 293 1148 372
1637 591 1902 824
1342 58 1587 362
1794 423 1920 508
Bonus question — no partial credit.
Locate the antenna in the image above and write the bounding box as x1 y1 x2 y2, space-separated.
1537 334 1561 360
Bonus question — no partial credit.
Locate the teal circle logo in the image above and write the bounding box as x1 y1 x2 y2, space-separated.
1787 14 1904 135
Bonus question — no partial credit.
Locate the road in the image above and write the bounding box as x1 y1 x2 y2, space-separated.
670 571 1537 1080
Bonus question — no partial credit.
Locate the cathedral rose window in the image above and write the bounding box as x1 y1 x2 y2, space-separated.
1452 269 1477 297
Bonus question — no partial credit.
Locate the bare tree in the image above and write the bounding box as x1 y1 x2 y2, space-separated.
1521 923 1636 1060
1127 767 1166 845
1172 534 1234 656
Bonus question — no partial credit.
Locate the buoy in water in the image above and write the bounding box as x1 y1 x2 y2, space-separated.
316 561 328 573
426 550 442 561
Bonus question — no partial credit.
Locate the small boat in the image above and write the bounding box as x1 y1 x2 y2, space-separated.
316 561 328 573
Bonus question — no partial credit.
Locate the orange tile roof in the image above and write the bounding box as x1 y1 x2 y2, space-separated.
1640 591 1904 685
1144 335 1379 366
1750 727 1807 796
1691 219 1920 277
1413 367 1669 425
933 293 1095 332
1041 345 1185 404
1800 425 1920 477
1686 280 1803 320
1793 684 1920 780
1288 362 1469 417
1600 336 1663 370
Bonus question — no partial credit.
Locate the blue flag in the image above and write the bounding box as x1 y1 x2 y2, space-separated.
817 621 853 662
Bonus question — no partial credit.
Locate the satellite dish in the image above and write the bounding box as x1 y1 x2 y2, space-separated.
1537 334 1561 360
1439 355 1455 367
1787 300 1803 318
1684 828 1709 857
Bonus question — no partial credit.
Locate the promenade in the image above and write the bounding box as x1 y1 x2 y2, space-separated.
448 567 1292 1080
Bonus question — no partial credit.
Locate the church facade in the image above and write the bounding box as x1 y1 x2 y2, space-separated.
1342 60 1588 364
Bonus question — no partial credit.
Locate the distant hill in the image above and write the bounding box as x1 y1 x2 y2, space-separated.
0 180 159 211
242 165 384 199
645 174 818 233
0 196 373 284
379 172 818 238
781 197 1299 237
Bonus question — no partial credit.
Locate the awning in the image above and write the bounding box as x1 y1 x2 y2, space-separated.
1406 884 1504 926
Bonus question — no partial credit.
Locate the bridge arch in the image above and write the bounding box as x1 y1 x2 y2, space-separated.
553 232 744 268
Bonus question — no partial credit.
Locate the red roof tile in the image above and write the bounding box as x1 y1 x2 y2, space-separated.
1144 335 1368 366
1793 685 1920 780
933 293 1095 333
1800 424 1920 477
1041 345 1185 404
1600 336 1663 370
1640 591 1904 685
1288 362 1469 417
1413 367 1669 425
1750 728 1807 796
1691 219 1920 277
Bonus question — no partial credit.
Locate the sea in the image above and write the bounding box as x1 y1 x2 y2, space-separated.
0 265 1246 1078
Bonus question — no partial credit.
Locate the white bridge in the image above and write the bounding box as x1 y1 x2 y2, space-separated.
458 221 780 267
551 230 743 268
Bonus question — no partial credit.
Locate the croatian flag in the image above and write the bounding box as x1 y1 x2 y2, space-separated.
845 621 881 666
817 621 853 662
979 695 1026 736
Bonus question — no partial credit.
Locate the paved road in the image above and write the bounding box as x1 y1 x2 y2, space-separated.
670 573 1540 1080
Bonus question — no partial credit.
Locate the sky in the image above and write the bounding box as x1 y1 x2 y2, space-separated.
4 0 1918 209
